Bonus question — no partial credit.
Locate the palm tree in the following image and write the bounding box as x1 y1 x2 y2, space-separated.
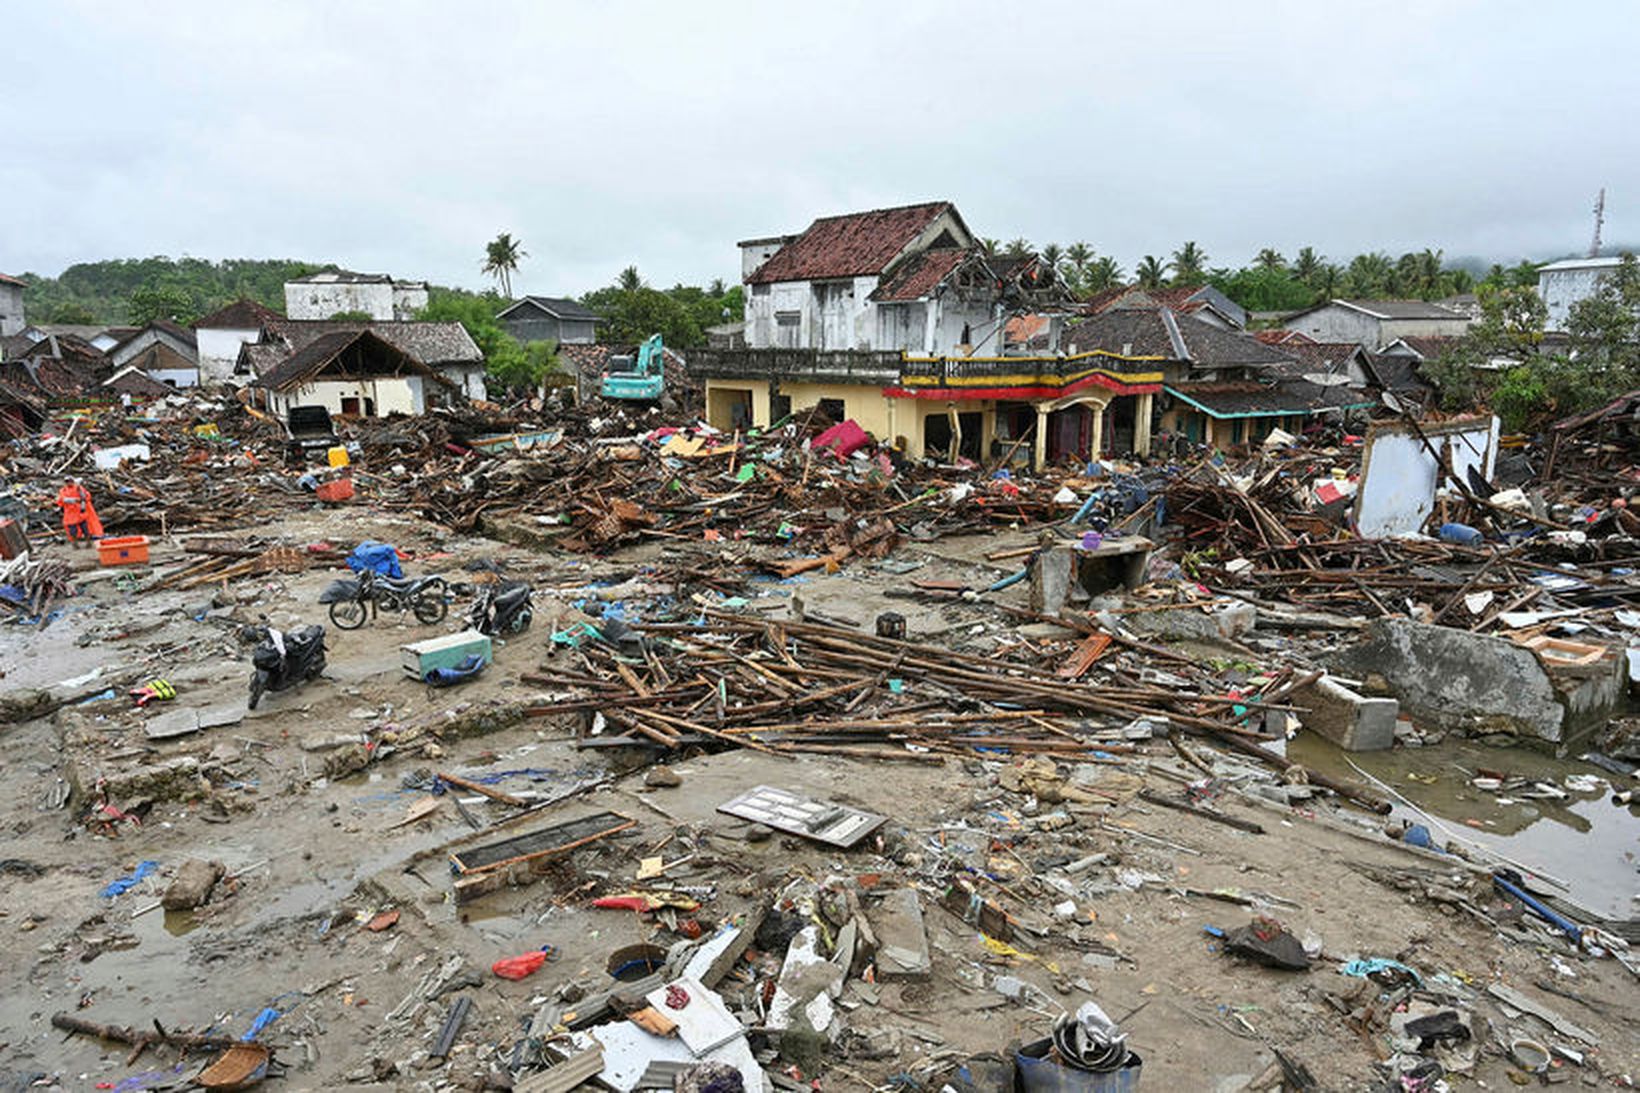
1041 243 1063 271
1136 255 1170 290
978 238 1000 257
1088 256 1123 292
1318 262 1342 299
1292 247 1322 286
708 277 726 296
1416 248 1445 299
1171 241 1207 284
482 232 527 298
1003 238 1032 259
1255 248 1286 272
1346 252 1394 298
617 265 644 293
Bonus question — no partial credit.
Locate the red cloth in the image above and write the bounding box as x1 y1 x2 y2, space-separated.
56 483 104 538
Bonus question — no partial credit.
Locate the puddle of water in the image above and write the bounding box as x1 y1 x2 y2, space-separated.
162 908 202 936
1289 732 1640 919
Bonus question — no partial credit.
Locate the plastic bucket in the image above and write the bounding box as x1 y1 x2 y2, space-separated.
1016 1039 1142 1092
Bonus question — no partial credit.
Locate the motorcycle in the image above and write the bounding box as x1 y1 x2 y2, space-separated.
246 623 327 709
468 580 533 636
319 568 448 630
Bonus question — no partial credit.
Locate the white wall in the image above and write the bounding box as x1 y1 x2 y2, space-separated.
1355 416 1498 538
286 281 394 320
0 285 23 336
1540 265 1615 331
196 326 259 384
268 376 428 418
440 362 487 401
391 283 429 320
1285 306 1380 346
148 367 199 389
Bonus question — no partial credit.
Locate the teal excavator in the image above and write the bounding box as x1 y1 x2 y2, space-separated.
598 333 664 401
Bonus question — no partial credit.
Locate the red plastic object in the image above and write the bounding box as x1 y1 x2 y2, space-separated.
98 535 150 566
592 895 651 912
314 479 354 504
492 949 550 980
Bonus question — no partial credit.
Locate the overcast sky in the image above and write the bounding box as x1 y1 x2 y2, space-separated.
5 1 1637 294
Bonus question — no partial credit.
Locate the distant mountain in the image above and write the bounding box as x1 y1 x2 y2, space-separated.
1446 245 1640 276
16 257 330 326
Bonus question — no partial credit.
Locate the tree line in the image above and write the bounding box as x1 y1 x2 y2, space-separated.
977 237 1499 311
17 257 322 326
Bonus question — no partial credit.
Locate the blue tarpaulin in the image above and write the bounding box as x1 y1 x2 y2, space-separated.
348 540 403 579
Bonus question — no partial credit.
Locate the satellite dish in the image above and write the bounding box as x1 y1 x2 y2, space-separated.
1381 390 1406 414
1303 372 1352 387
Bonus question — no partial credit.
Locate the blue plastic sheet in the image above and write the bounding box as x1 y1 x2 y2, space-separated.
1341 957 1423 987
347 540 403 579
101 860 159 898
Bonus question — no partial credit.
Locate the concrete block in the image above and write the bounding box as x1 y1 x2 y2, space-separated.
1296 675 1398 751
1030 548 1075 615
870 887 931 979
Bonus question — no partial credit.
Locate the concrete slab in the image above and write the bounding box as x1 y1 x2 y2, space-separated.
1296 675 1398 751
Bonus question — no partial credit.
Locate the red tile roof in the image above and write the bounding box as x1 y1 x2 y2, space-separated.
748 202 954 284
195 298 282 330
869 248 970 302
1252 329 1317 346
0 272 25 288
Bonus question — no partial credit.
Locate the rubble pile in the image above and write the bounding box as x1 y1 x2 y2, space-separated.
4 394 1640 1092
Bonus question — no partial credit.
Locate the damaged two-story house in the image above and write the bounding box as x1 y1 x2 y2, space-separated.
696 201 1119 467
741 201 1037 355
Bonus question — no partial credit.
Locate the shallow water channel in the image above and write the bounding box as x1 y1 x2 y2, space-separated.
1289 732 1640 920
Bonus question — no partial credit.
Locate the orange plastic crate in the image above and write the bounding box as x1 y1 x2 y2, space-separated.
98 535 150 566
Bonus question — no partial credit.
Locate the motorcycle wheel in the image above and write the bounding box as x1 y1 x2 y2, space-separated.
413 594 449 625
248 670 266 710
329 599 368 630
509 606 533 633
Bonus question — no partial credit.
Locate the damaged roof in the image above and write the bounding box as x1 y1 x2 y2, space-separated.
1060 308 1292 369
1168 378 1371 419
254 329 455 392
748 202 958 285
260 319 481 364
869 248 972 303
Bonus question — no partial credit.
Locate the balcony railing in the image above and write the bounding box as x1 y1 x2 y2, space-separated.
688 349 905 385
689 348 1164 392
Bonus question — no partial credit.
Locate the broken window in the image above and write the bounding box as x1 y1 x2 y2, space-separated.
775 311 800 349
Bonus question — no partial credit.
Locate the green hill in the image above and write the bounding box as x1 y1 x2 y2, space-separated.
17 257 331 326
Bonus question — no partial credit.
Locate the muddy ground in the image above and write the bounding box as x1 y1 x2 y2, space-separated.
1 508 1637 1092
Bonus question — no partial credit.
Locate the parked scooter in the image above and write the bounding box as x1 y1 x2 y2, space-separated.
468 580 533 636
246 623 327 709
319 568 448 629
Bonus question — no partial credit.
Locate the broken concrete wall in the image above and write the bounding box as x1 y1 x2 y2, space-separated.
1332 618 1621 748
